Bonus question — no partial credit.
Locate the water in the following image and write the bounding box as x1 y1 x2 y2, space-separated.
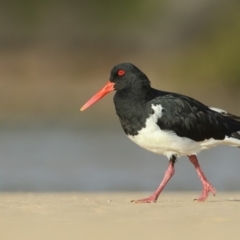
0 123 239 192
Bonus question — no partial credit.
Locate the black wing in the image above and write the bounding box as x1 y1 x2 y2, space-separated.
149 94 240 142
209 107 240 122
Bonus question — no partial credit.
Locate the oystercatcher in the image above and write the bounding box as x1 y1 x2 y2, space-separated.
81 63 240 203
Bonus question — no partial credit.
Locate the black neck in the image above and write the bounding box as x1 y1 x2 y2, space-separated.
113 87 162 135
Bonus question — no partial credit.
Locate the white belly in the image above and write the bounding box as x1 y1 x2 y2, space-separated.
127 126 201 159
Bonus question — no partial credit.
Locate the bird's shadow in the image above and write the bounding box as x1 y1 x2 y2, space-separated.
226 199 240 202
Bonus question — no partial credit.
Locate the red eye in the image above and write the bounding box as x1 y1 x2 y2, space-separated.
118 70 125 76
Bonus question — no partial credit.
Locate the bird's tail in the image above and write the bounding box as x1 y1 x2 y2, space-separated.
231 132 240 148
230 131 240 148
210 107 240 148
231 131 240 140
222 134 240 148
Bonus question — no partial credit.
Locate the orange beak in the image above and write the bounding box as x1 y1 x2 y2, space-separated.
80 81 115 111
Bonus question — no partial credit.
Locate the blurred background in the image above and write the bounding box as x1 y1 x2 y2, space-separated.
0 0 240 192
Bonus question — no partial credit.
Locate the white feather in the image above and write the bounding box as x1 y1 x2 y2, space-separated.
209 107 227 114
127 104 240 159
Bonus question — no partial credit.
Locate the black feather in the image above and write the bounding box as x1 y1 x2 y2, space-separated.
151 94 240 142
110 63 240 142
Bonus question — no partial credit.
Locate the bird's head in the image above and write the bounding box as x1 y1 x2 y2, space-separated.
80 63 150 111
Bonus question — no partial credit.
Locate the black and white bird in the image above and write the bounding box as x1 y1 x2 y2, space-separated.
81 63 240 203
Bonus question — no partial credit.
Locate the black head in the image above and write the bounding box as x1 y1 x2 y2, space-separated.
80 63 151 111
109 63 151 91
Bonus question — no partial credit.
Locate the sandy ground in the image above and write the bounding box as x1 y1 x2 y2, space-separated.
0 192 240 240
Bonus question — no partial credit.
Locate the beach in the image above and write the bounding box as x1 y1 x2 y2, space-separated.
1 192 240 240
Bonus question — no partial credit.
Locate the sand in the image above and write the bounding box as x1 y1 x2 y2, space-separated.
1 192 240 240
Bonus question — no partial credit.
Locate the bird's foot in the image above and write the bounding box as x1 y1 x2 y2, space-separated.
194 182 216 202
131 195 157 204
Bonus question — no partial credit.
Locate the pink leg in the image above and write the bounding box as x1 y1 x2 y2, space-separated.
131 158 175 203
188 155 216 202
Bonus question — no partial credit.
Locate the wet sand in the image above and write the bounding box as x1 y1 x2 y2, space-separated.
1 192 240 240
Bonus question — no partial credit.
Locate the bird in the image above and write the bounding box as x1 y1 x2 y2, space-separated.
80 62 240 203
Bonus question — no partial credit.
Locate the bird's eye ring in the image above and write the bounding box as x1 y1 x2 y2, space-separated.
118 70 125 76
